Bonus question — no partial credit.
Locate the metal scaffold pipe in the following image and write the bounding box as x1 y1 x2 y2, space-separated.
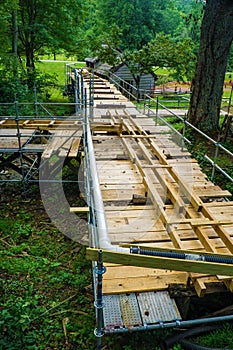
71 68 130 254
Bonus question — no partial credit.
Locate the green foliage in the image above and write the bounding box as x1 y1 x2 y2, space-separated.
227 45 233 71
98 33 196 93
94 0 155 50
144 33 196 82
179 0 204 47
0 198 95 350
93 0 185 51
190 323 233 348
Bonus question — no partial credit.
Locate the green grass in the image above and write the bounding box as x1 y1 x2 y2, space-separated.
36 60 85 101
0 190 96 349
38 53 85 62
190 323 233 348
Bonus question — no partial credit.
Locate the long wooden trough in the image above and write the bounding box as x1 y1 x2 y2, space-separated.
84 76 233 290
80 73 233 332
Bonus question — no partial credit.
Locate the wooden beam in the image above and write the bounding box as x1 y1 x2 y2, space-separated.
86 248 233 276
68 138 81 158
70 207 89 213
120 243 233 260
120 134 158 139
200 205 233 254
167 218 233 226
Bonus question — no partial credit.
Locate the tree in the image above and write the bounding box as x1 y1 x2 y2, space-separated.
16 0 87 72
143 33 196 82
188 0 233 134
0 0 19 62
94 0 184 51
98 33 196 94
181 0 204 47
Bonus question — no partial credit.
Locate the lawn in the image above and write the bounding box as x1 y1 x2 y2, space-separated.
36 59 85 101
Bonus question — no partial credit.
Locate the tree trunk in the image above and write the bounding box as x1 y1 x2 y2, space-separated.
188 0 233 135
12 10 18 78
19 0 36 72
25 41 35 70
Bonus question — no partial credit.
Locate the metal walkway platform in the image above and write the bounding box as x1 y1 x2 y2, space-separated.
103 291 181 331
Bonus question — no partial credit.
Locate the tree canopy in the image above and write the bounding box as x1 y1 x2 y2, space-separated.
0 0 232 135
92 0 186 51
0 0 88 75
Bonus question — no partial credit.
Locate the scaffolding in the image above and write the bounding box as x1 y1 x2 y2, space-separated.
0 67 94 189
1 67 233 349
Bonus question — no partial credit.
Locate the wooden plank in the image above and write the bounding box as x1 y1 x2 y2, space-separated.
148 139 203 211
42 133 62 158
102 272 188 294
107 217 165 234
205 201 233 207
167 218 233 226
59 140 73 157
70 207 89 213
101 184 145 191
194 226 217 253
58 130 74 157
196 189 232 198
104 205 154 211
120 134 159 139
42 130 68 158
224 280 233 292
101 188 145 201
201 205 233 254
68 137 81 157
86 248 233 276
109 230 169 244
192 278 206 298
88 74 233 297
104 265 184 279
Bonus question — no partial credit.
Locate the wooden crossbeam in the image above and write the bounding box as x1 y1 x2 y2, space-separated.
167 218 233 226
68 138 81 158
70 207 89 213
120 134 158 139
121 116 203 213
195 205 233 254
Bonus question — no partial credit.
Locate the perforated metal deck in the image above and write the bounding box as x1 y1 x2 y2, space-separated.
103 294 123 330
103 291 181 331
137 291 181 325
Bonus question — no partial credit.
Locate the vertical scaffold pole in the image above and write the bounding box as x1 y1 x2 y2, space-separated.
89 71 94 120
34 83 38 116
15 98 26 192
74 69 80 116
211 142 219 181
94 250 106 350
227 85 233 115
182 114 187 151
155 96 159 124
